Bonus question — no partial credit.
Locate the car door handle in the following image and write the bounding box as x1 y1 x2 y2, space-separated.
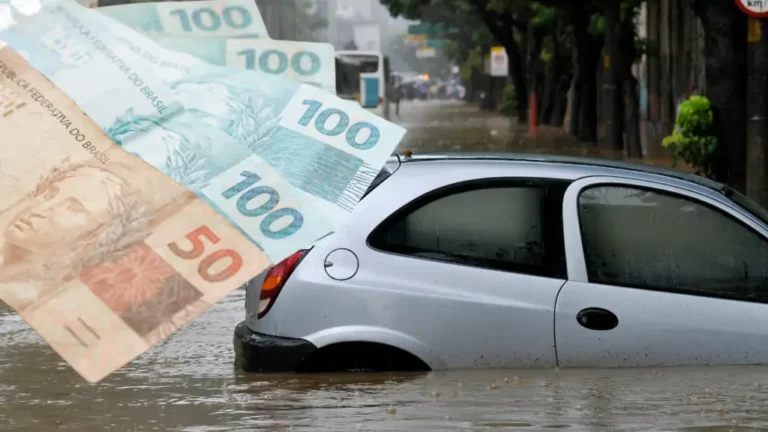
576 308 619 331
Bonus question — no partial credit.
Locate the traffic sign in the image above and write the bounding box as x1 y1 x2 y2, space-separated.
404 34 427 47
736 0 768 17
407 23 459 36
416 47 437 59
490 46 508 77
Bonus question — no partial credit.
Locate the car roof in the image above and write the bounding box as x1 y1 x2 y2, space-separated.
391 151 725 192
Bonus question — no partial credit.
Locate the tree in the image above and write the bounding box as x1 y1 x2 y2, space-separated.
381 0 532 123
254 0 327 42
384 33 454 78
379 0 641 152
689 0 748 191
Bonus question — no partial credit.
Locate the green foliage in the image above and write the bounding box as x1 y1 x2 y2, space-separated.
531 3 558 28
458 46 484 80
662 95 718 177
500 84 517 116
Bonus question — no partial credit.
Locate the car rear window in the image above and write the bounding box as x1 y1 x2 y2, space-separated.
361 159 400 200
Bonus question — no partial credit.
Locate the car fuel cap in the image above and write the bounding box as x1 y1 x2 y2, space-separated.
323 248 359 281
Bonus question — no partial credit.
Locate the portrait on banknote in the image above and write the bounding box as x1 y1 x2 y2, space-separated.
0 156 210 344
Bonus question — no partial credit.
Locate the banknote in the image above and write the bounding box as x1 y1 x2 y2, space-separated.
151 35 337 93
0 0 340 264
0 1 405 255
0 46 270 383
97 0 269 39
88 5 407 230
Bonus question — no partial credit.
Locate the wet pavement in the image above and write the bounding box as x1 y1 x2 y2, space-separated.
2 100 766 431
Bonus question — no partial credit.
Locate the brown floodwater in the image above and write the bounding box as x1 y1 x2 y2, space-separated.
3 100 765 432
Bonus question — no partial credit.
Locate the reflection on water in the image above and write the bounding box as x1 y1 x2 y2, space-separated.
0 101 758 431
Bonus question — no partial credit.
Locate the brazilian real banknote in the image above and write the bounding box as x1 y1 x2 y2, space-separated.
150 35 337 93
98 2 335 93
0 0 406 264
80 1 404 237
97 0 269 39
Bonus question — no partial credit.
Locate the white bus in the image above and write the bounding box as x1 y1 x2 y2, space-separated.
335 50 387 109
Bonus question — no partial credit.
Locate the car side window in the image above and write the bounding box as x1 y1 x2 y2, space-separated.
369 180 568 278
579 185 768 301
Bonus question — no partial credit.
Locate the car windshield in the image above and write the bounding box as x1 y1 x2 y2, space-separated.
335 58 361 98
338 54 379 73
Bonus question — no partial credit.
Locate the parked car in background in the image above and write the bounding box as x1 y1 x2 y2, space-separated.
235 152 768 374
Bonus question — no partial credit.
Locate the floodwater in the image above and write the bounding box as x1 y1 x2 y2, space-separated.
2 100 765 431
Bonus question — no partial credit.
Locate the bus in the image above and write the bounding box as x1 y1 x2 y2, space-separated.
335 50 388 109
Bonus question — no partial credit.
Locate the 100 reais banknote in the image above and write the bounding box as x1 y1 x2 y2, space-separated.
98 0 269 39
100 2 336 93
151 35 337 93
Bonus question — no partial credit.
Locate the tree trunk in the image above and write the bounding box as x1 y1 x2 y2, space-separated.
618 4 643 158
624 75 643 158
551 75 571 127
746 18 768 206
541 77 556 125
602 1 624 150
541 19 567 125
690 0 748 192
506 36 529 124
572 10 602 143
569 81 581 136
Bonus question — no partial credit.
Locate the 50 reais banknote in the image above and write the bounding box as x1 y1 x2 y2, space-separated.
0 46 270 384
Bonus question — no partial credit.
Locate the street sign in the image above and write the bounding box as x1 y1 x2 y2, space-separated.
404 34 427 47
426 39 443 48
407 23 459 36
416 47 437 59
490 46 508 77
736 0 768 17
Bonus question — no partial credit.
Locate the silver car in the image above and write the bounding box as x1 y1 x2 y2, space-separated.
234 152 768 373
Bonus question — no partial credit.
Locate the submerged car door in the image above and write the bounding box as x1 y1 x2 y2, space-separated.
555 176 768 367
359 170 571 368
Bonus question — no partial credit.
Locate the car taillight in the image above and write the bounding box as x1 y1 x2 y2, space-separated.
258 249 309 319
379 96 384 106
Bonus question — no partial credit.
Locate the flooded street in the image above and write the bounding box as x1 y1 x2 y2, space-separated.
3 100 767 431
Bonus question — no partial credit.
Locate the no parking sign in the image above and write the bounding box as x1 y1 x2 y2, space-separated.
736 0 768 18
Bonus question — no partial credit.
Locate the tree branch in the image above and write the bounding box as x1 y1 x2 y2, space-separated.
466 0 515 46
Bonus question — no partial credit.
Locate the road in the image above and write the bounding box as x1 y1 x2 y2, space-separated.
0 100 764 432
